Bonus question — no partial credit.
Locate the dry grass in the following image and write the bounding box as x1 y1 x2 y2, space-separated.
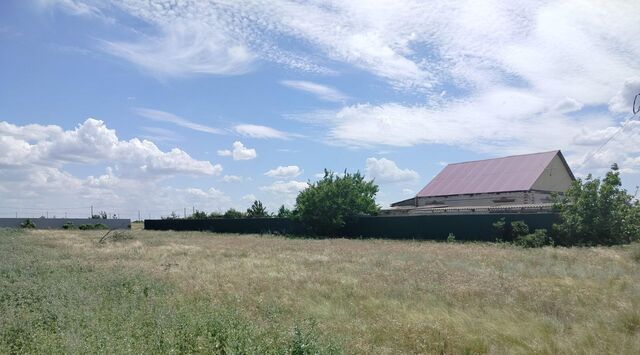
3 229 640 354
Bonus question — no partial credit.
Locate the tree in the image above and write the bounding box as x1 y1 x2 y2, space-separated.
189 210 208 219
553 166 640 245
92 211 107 219
223 208 245 219
277 205 294 218
246 200 269 218
295 169 379 236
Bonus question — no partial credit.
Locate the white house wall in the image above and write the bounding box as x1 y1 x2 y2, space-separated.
531 154 573 192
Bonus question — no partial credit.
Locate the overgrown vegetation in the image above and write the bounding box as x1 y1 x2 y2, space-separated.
295 170 379 236
20 219 35 229
553 165 640 246
0 229 335 354
78 223 108 230
2 228 639 354
223 208 245 219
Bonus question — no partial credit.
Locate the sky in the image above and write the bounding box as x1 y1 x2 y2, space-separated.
1 0 639 219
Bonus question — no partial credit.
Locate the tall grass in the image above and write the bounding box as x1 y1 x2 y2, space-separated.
1 228 639 354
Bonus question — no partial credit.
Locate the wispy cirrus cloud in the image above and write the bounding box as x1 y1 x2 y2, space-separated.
135 108 223 135
233 124 293 140
280 80 348 102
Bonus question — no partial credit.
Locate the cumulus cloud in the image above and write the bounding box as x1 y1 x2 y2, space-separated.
365 157 418 183
217 141 257 160
264 165 302 178
280 80 348 102
609 78 640 113
135 108 223 135
233 124 292 139
0 118 221 176
261 180 308 194
221 175 241 183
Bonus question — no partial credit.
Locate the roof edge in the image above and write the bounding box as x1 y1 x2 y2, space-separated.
445 150 560 167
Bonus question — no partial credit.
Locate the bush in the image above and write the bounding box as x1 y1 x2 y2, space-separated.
514 229 553 248
246 200 269 218
20 219 35 229
223 208 245 219
447 233 456 243
79 223 108 230
277 205 294 218
62 222 76 230
553 166 640 246
295 170 379 236
188 210 208 220
510 220 529 237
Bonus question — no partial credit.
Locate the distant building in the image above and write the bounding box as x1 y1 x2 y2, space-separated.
388 150 574 214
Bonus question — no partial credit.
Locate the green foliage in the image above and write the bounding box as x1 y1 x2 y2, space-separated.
223 208 245 219
492 218 509 242
510 220 530 237
20 219 36 229
188 210 208 220
553 167 640 246
78 223 108 230
277 205 294 218
447 233 456 243
246 200 269 218
295 170 379 236
61 222 76 230
208 211 223 219
514 229 553 248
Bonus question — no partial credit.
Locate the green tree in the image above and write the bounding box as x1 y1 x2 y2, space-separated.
295 169 379 236
553 166 640 245
276 205 294 218
223 208 245 219
188 210 208 220
246 200 269 218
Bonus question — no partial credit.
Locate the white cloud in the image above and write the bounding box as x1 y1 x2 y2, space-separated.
234 124 291 139
365 157 418 183
260 180 309 196
402 188 414 195
217 141 256 160
242 194 257 201
609 78 640 113
280 80 348 102
135 108 223 135
0 118 221 176
221 175 243 183
103 21 254 77
264 165 302 179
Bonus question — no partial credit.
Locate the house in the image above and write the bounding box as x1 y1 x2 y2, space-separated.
388 150 574 214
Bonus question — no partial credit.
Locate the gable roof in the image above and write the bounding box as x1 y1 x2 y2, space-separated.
416 150 574 197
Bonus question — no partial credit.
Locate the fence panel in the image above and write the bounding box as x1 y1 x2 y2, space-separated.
144 213 558 241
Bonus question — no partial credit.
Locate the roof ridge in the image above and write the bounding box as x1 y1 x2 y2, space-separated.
446 150 559 166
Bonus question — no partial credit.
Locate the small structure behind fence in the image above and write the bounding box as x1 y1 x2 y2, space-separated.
144 213 558 241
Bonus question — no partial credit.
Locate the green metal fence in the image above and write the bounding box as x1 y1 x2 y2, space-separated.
144 213 558 241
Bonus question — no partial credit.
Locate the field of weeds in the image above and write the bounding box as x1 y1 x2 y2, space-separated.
1 228 639 354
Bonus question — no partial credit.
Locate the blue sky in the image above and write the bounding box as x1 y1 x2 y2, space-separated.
1 0 639 219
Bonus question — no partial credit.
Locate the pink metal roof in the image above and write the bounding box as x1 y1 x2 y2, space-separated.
417 151 561 197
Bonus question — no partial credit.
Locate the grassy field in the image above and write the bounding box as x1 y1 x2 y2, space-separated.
1 229 639 354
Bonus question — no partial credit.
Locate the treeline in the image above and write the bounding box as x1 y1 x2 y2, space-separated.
162 168 639 247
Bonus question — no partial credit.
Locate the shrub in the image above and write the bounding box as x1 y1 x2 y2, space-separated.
510 220 529 237
296 169 379 236
277 205 294 218
20 219 35 229
91 211 108 219
553 166 640 246
79 223 108 230
62 222 76 230
188 210 208 220
492 218 509 242
514 229 553 248
447 233 456 243
246 200 269 218
223 208 245 219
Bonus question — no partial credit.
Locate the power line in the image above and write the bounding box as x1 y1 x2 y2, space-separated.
578 93 640 168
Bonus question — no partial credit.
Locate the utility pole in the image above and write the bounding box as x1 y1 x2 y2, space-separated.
91 205 93 218
192 206 195 214
184 207 187 218
46 211 48 219
15 212 17 218
138 210 141 221
65 212 67 218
